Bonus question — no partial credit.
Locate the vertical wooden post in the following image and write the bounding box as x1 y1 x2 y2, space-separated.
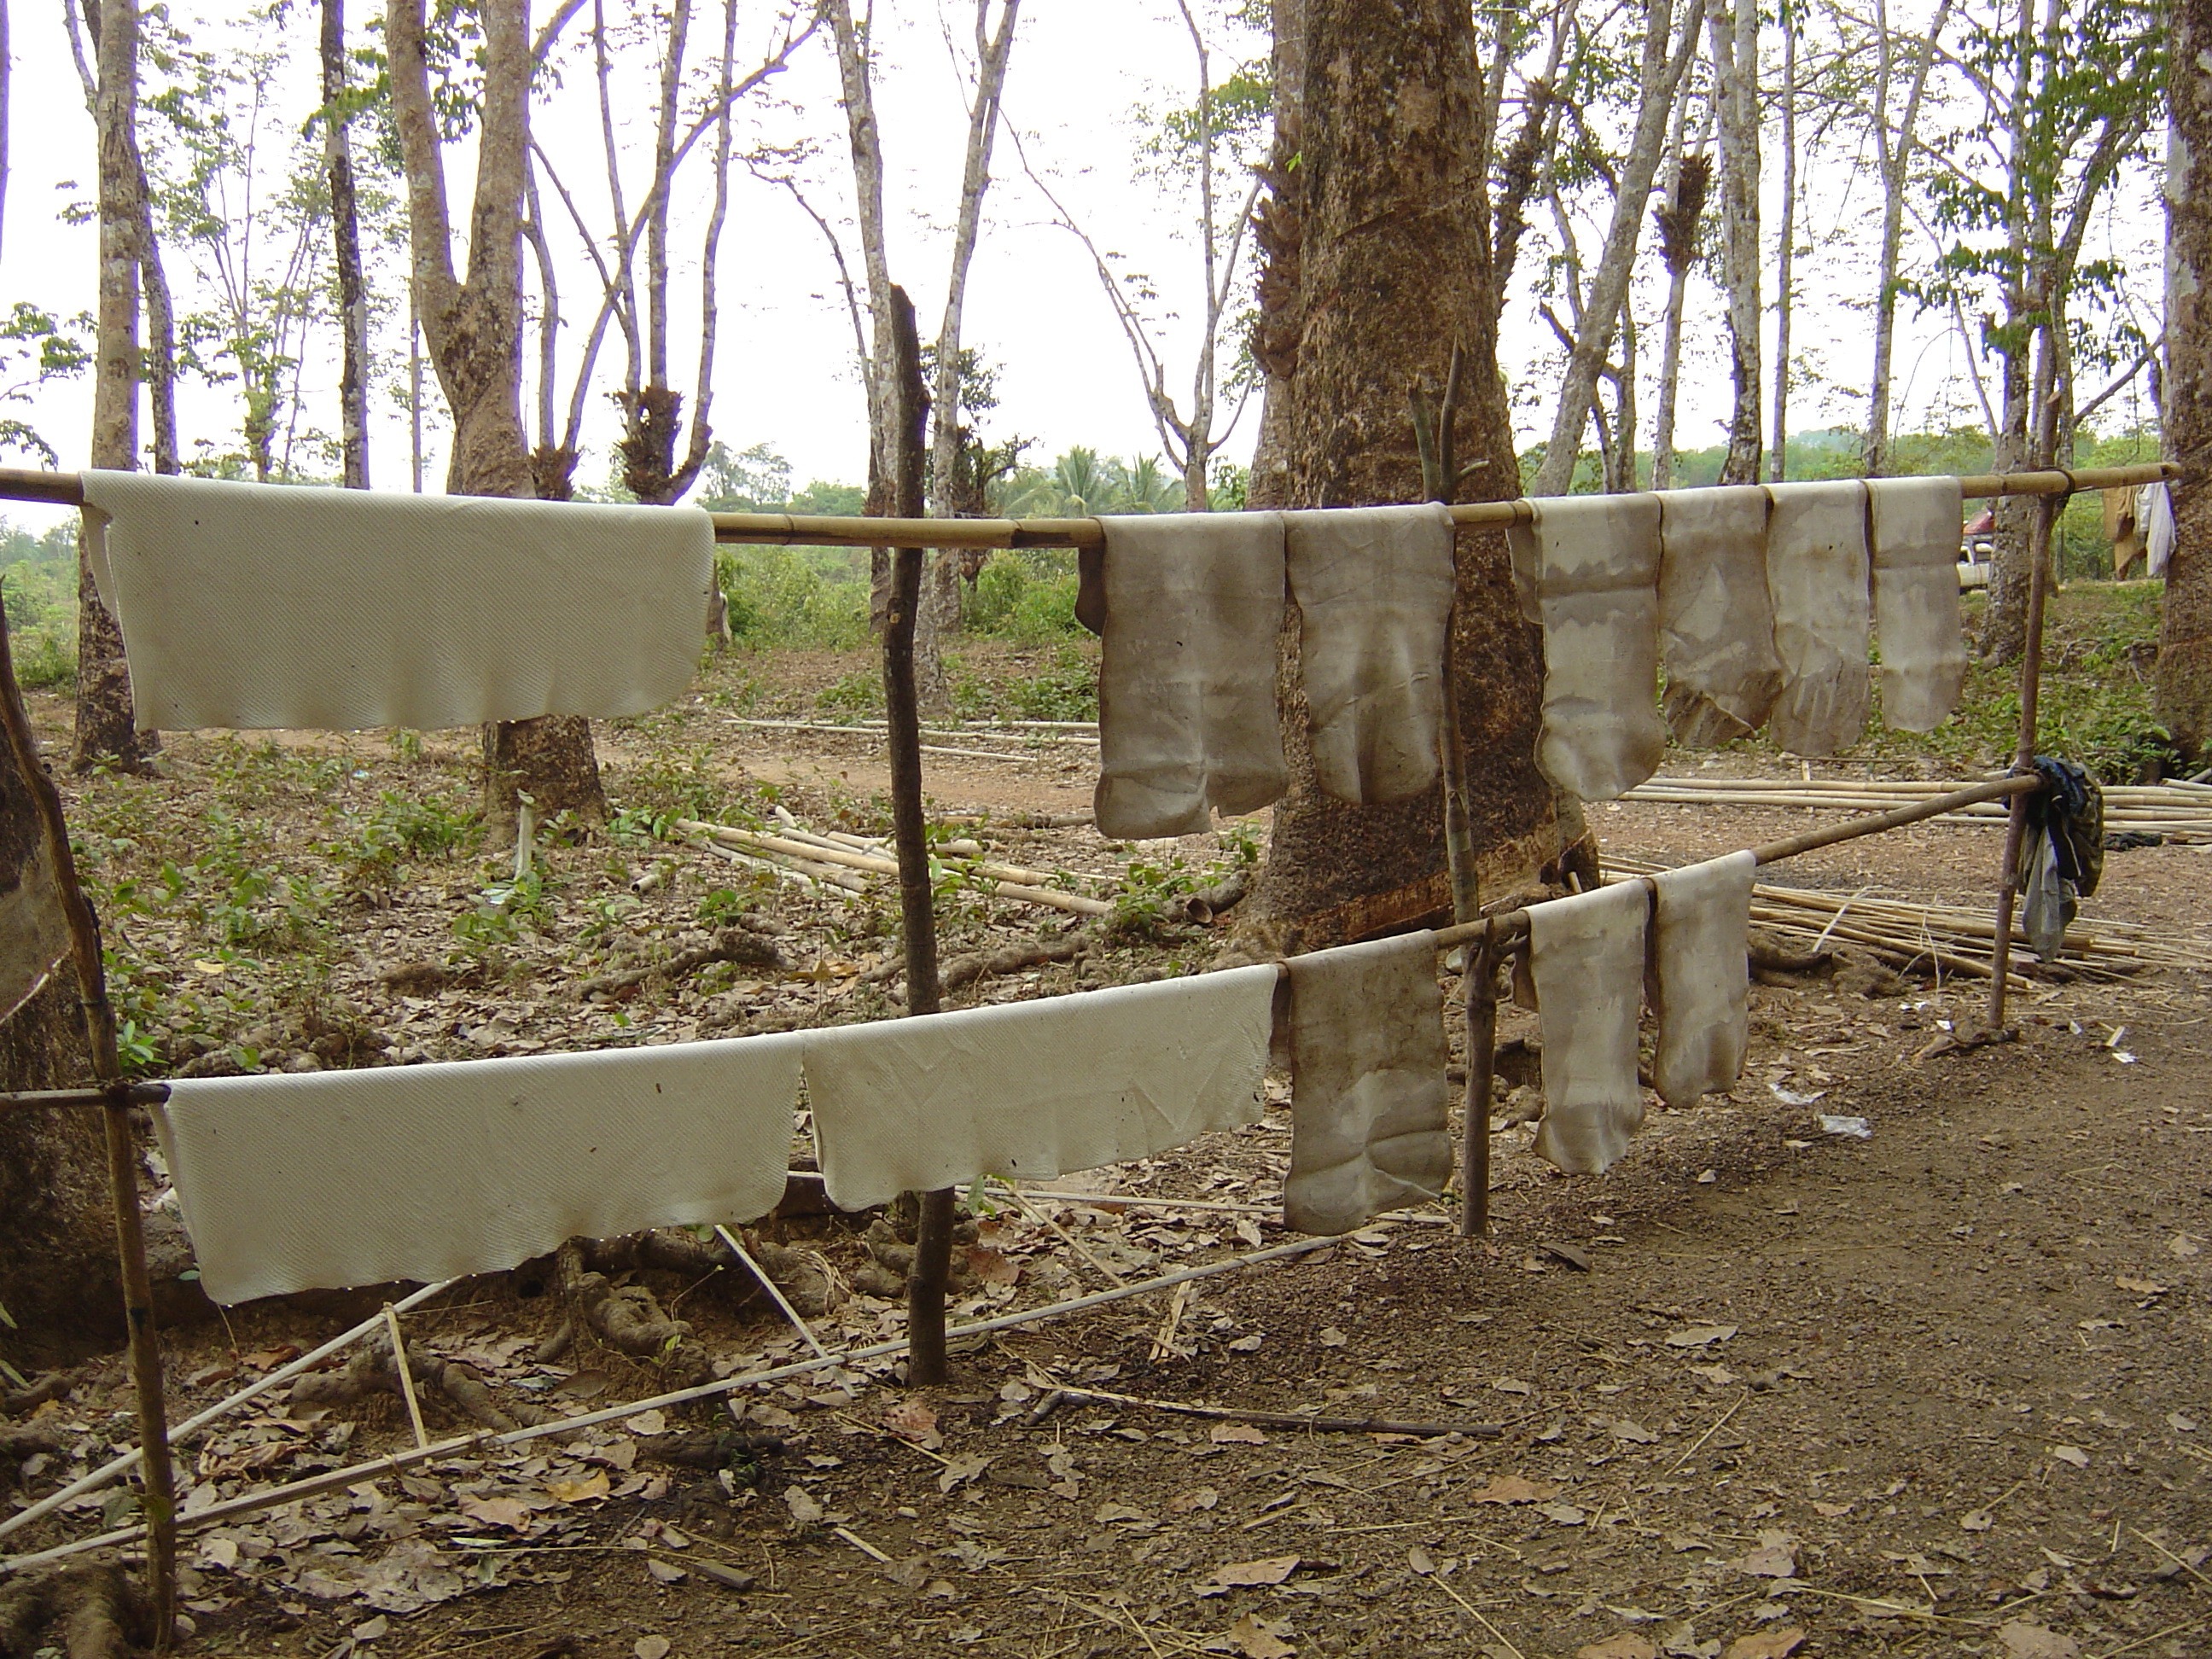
1988 486 2058 1030
1458 924 1499 1237
0 608 176 1645
878 288 952 1386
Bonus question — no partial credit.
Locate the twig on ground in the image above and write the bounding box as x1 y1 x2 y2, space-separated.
1029 1374 1503 1440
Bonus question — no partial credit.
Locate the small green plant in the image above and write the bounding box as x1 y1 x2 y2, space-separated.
698 887 755 928
816 669 885 717
455 866 554 951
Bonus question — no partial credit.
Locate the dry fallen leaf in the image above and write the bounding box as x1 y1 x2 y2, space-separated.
1720 1630 1805 1659
2050 1445 2090 1468
2115 1276 2167 1295
457 1495 533 1532
937 1454 991 1494
1207 1555 1302 1589
1210 1423 1268 1445
1407 1545 1435 1575
1603 1417 1659 1445
2170 1234 2202 1259
1733 1532 1797 1578
1960 1510 1994 1532
1318 1326 1348 1348
1538 1502 1587 1527
783 1487 825 1526
1491 1377 1535 1395
1575 1637 1657 1659
964 1246 1022 1286
1225 1612 1297 1659
1169 1487 1221 1514
1470 1475 1557 1505
551 1370 610 1400
544 1470 611 1505
1997 1622 2081 1659
646 1557 686 1584
881 1397 940 1444
1811 1501 1851 1518
634 1639 672 1659
1665 1324 1739 1348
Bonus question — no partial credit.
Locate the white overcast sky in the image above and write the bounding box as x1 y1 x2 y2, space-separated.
0 0 2167 534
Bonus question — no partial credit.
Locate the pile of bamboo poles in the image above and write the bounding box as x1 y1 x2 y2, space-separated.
1622 774 2212 837
1607 853 2212 983
675 812 1114 917
731 716 1097 765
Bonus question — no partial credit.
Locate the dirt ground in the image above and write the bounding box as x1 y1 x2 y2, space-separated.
3 646 2209 1659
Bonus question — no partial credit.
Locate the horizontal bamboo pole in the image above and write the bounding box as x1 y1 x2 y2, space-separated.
0 1081 170 1115
2 462 2175 551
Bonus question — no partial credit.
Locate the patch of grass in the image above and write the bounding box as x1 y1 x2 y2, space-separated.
952 643 1099 723
817 669 885 717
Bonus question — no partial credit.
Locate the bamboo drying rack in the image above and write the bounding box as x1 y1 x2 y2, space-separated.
0 454 2180 1630
0 461 2175 547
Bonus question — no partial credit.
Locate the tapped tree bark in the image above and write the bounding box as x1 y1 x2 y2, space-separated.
388 0 603 837
1706 0 1761 485
2158 0 2212 755
1243 0 1554 951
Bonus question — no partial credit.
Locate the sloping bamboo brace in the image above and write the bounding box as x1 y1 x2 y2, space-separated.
0 461 2174 550
2 1228 1359 1576
677 818 1113 917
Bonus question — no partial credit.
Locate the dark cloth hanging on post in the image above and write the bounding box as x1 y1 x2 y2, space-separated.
2019 757 2104 961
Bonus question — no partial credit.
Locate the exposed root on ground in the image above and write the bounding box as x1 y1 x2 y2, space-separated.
0 1564 148 1659
579 923 785 998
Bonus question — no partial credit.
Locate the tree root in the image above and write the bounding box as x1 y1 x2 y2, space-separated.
579 924 784 998
291 1336 541 1433
0 1565 147 1659
1 1372 71 1418
0 1425 63 1492
940 934 1086 992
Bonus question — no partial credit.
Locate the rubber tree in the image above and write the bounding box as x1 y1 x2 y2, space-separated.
2158 0 2212 754
72 0 160 774
1528 0 1708 499
388 0 605 835
1243 0 1554 950
1705 0 1761 485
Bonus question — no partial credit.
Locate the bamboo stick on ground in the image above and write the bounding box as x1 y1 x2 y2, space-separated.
678 819 1112 917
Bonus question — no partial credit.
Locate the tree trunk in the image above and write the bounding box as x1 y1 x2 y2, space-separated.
1982 0 2038 665
1707 0 1761 485
73 0 158 776
918 4 1018 701
1246 0 1305 509
1650 89 1712 492
389 0 604 838
1767 0 1796 485
323 0 370 489
2160 0 2212 754
1529 0 1707 499
1863 0 1953 478
1243 0 1555 951
0 711 106 1362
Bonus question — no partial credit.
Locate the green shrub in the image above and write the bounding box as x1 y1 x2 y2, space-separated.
966 551 1083 642
719 544 870 649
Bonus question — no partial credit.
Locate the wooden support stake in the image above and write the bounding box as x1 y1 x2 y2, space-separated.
1988 486 2060 1031
877 288 952 1388
382 1305 431 1451
1459 927 1500 1238
0 608 176 1645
